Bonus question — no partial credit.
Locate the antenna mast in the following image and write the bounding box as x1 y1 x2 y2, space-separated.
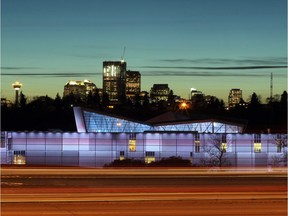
270 72 273 102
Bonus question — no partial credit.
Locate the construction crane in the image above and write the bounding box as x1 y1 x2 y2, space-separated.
121 46 126 63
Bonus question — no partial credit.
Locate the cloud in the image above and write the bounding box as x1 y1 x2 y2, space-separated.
138 65 287 70
139 70 279 77
1 72 102 77
1 66 41 70
157 57 288 66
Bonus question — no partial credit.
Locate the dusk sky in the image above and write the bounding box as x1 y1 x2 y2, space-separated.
1 0 287 103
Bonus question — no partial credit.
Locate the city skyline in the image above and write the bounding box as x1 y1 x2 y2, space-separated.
1 0 287 102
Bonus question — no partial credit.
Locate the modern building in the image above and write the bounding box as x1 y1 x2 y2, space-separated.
63 80 97 101
228 89 243 109
1 107 286 167
190 88 205 106
1 98 13 108
125 70 141 101
103 61 127 102
190 88 203 98
74 107 244 133
150 84 170 102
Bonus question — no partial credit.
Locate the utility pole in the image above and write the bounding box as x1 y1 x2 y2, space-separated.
270 72 273 103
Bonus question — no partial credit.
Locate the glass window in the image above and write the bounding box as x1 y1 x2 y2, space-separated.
145 151 155 164
254 143 261 153
195 141 200 153
254 134 261 153
129 139 136 152
254 134 261 143
222 143 227 153
129 133 136 152
13 150 26 164
119 151 125 160
276 138 282 153
194 134 200 153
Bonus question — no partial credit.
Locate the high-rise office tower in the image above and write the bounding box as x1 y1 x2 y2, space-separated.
103 61 127 102
228 88 242 108
150 84 170 102
125 70 141 101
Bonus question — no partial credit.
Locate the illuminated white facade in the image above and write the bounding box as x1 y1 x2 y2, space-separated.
1 107 286 167
1 131 286 167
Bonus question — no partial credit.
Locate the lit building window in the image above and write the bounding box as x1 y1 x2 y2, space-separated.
254 143 261 153
222 143 227 153
276 136 282 153
221 134 227 153
13 150 26 165
254 134 261 153
119 151 125 161
145 151 155 164
129 133 137 152
194 134 200 153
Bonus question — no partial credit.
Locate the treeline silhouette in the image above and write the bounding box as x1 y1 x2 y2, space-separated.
1 91 287 133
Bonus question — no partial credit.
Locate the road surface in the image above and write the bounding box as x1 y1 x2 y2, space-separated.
1 166 287 215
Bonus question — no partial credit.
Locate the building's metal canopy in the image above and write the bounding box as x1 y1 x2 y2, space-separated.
74 107 245 133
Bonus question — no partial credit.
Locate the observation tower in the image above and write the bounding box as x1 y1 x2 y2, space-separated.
12 81 22 106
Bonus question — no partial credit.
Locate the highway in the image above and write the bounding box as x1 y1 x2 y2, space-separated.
1 166 287 215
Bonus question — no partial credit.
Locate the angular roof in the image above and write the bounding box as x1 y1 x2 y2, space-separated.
145 111 190 124
74 107 245 133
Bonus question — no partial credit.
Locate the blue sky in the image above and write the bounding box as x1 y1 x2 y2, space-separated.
1 0 287 103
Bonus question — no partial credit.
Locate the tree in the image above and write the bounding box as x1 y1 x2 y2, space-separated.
168 90 175 103
86 90 94 106
142 92 149 108
280 91 287 109
93 89 101 107
201 134 230 167
249 92 261 107
62 93 77 108
19 91 27 108
271 134 287 166
101 92 110 107
54 93 62 110
191 94 206 111
134 93 141 109
206 96 225 113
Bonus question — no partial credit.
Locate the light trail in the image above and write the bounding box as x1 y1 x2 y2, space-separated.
2 192 286 203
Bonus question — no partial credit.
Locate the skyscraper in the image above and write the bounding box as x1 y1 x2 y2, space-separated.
125 70 141 101
103 61 127 102
228 88 242 109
